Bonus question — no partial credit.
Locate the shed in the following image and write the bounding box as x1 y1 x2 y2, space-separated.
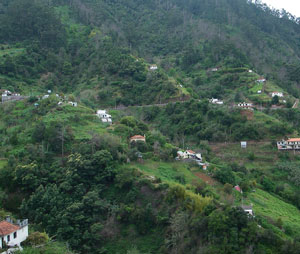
241 141 247 148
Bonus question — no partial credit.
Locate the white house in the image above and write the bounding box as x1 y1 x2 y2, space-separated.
177 150 202 161
1 90 12 97
96 110 112 123
271 92 283 98
68 101 78 107
257 90 262 94
42 94 49 100
209 98 224 105
149 65 158 70
241 205 254 217
248 70 253 73
237 102 253 109
130 135 146 143
277 138 300 150
241 141 247 149
47 90 52 94
256 77 266 83
0 217 28 249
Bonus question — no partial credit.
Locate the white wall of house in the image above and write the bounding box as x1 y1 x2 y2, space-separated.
0 225 28 248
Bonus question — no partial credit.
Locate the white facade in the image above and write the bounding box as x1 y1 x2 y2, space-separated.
0 219 28 249
271 92 283 98
241 205 254 216
149 65 158 70
42 94 49 99
177 150 202 161
210 98 224 105
238 102 253 109
277 139 300 150
241 141 247 148
97 110 112 123
2 90 12 97
68 101 78 107
257 90 262 94
256 78 266 83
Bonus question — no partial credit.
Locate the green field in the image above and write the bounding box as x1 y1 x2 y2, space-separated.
133 160 202 185
249 188 300 237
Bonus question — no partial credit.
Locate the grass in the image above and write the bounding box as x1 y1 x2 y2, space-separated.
0 160 7 170
133 160 202 185
248 188 300 237
0 46 25 59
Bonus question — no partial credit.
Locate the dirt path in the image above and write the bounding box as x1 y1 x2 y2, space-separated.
194 172 216 185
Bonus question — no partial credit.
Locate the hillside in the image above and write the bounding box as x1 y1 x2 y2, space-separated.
0 0 300 254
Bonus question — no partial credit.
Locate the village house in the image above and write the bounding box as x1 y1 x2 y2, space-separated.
277 138 300 150
149 65 158 70
0 217 28 249
248 70 253 73
234 185 242 193
271 92 283 98
257 90 262 94
130 135 146 143
241 141 247 149
237 102 253 109
96 110 112 123
256 77 266 83
241 205 254 217
177 150 202 161
42 94 50 100
209 98 224 105
68 101 78 107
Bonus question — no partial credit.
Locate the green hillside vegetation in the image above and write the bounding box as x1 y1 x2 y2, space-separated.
0 0 299 253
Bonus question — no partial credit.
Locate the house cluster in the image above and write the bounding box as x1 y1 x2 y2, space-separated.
97 110 112 123
237 102 253 110
277 138 300 150
1 90 26 103
209 98 224 105
0 216 28 250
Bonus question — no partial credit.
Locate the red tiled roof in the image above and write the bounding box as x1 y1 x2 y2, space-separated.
0 221 19 236
287 138 300 142
234 186 242 192
130 135 145 140
186 150 195 154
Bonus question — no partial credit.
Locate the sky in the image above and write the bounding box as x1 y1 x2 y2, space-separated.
262 0 300 17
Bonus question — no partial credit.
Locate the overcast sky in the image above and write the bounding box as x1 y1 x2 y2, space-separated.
262 0 300 17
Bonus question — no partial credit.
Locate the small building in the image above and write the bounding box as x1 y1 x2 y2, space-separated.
271 92 283 98
241 141 247 149
277 138 300 150
234 185 242 193
177 150 202 161
0 217 28 249
130 135 146 143
42 95 50 100
58 101 63 105
149 65 158 70
256 77 266 83
1 90 12 97
47 90 52 94
209 98 224 105
248 70 253 73
257 90 262 94
241 205 254 216
68 101 77 107
96 110 112 123
237 102 253 110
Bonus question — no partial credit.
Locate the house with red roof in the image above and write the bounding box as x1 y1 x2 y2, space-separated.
130 135 146 143
277 138 300 150
0 217 28 249
234 185 242 193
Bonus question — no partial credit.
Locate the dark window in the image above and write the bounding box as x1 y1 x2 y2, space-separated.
13 232 17 239
7 235 10 242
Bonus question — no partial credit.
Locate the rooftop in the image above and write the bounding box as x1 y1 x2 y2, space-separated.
0 221 20 236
